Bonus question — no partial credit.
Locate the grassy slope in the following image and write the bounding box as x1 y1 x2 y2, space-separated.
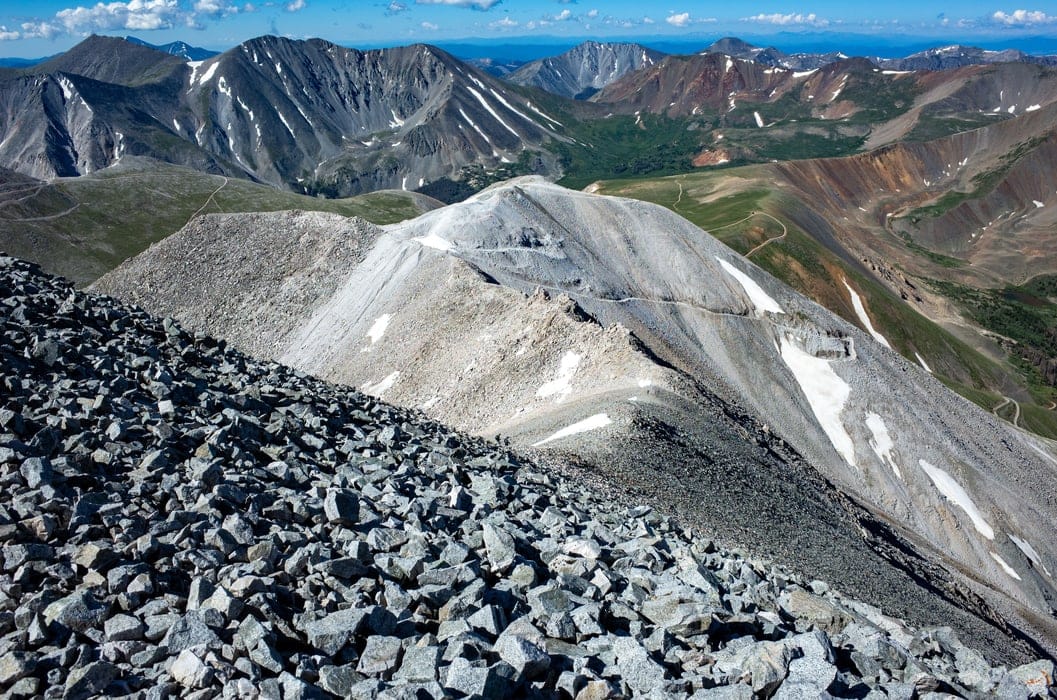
596 171 1057 439
0 161 434 287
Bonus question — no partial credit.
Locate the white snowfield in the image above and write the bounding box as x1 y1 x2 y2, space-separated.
865 412 901 479
843 279 892 349
918 459 994 540
537 351 581 402
366 314 391 345
779 336 856 467
716 257 784 315
532 413 612 447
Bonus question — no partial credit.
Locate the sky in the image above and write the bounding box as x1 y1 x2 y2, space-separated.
1 0 1056 57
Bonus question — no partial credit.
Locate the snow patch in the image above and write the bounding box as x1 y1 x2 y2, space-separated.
716 258 784 315
865 413 901 479
390 109 405 128
915 353 933 373
780 336 856 467
537 351 581 403
1033 200 1044 208
843 280 892 348
217 76 231 98
366 314 391 345
793 69 817 78
459 108 493 145
363 371 399 397
754 111 765 128
1025 104 1041 112
990 552 1022 581
1010 535 1051 576
918 459 994 539
276 111 295 138
467 87 520 139
413 233 455 252
489 88 545 131
532 414 612 447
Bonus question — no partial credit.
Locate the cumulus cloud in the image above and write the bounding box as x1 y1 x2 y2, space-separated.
415 0 501 9
554 9 571 20
0 25 20 40
586 8 597 18
285 0 305 11
194 0 241 17
420 20 438 29
48 0 183 33
642 16 654 24
991 9 1055 25
743 12 830 26
666 12 690 26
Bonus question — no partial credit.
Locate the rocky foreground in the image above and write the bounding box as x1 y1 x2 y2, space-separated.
0 253 1053 699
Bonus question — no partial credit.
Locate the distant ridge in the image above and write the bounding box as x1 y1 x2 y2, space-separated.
507 40 665 99
125 35 219 61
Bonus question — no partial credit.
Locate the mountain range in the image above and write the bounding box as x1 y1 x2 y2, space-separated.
4 27 1057 656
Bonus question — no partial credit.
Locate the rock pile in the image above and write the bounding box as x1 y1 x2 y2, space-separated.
0 253 1053 698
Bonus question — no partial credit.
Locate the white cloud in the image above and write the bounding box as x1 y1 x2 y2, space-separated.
415 0 501 9
489 16 518 28
420 20 438 29
388 1 407 12
743 12 830 26
991 9 1055 25
285 0 305 11
0 26 20 40
51 0 183 33
586 8 598 18
554 9 571 20
666 11 690 26
642 16 654 24
194 0 240 16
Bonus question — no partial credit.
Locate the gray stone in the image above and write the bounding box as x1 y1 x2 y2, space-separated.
43 591 109 632
394 644 442 682
494 634 550 680
19 457 52 488
170 649 213 689
63 661 117 700
324 489 360 526
104 614 145 642
774 632 837 699
444 658 513 699
357 636 402 676
0 651 36 685
319 664 359 696
304 607 368 655
483 522 516 572
612 637 667 694
162 611 221 653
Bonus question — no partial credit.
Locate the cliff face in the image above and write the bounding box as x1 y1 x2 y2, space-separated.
507 41 665 99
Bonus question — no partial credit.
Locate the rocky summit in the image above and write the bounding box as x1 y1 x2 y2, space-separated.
2 257 1057 699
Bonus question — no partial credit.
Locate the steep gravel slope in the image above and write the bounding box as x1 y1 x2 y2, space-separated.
11 255 1057 696
95 179 1057 661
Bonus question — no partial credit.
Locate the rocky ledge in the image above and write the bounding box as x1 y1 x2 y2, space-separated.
0 253 1053 699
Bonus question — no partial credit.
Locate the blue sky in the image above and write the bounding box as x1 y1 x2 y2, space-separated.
1 0 1056 57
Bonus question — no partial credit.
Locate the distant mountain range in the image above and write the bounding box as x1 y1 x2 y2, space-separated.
506 40 664 99
0 34 566 196
124 35 218 61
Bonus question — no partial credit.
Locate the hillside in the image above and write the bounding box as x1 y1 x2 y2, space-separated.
7 252 1057 696
597 101 1057 438
0 158 441 286
95 178 1057 661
